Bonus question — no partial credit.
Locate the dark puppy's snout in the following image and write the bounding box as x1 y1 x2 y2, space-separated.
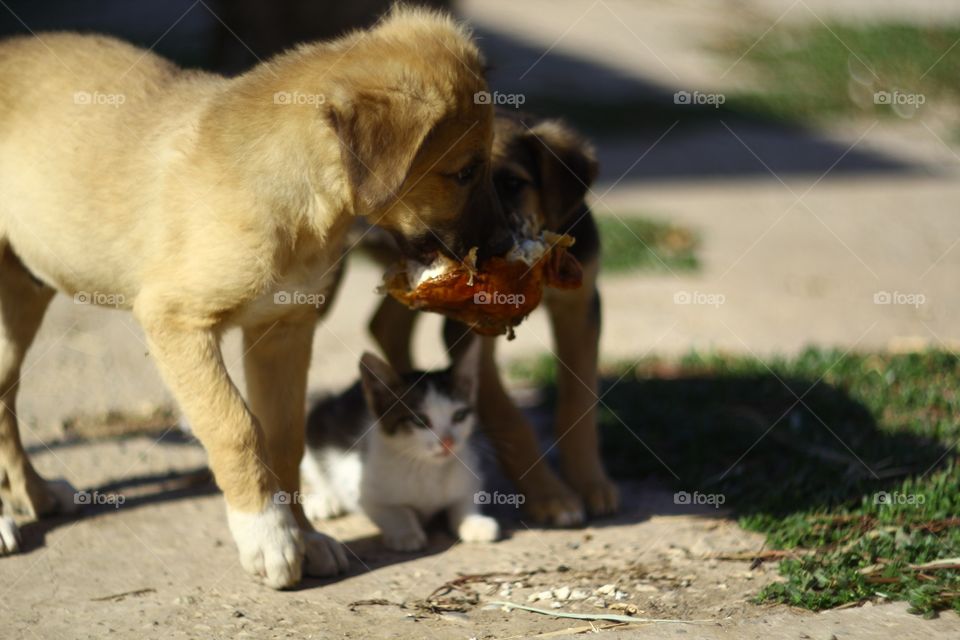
468 181 513 265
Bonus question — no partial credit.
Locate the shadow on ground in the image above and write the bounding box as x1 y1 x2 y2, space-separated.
518 365 949 522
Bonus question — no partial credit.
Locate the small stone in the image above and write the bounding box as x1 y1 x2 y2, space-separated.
553 586 571 601
530 590 553 602
569 589 591 600
550 602 563 609
595 584 616 596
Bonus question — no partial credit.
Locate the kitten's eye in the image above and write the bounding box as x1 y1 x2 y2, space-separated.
452 408 472 423
407 414 430 429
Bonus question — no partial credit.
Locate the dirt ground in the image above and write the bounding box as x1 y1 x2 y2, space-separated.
2 409 957 640
7 423 960 640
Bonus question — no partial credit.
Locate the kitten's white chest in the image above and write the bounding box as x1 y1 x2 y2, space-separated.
363 445 480 519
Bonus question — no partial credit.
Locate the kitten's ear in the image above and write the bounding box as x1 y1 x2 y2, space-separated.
359 352 402 415
451 337 481 401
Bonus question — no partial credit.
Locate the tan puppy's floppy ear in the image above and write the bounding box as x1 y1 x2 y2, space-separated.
527 120 599 227
329 90 440 214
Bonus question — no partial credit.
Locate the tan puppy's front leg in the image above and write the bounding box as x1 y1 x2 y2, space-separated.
243 318 348 577
137 305 302 589
545 259 619 517
475 336 585 526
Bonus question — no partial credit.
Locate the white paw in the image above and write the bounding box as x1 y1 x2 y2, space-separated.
46 479 81 515
382 526 427 552
302 491 345 522
227 501 304 589
303 530 349 576
458 513 500 543
0 516 20 555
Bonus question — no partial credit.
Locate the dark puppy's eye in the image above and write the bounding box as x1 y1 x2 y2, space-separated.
501 174 528 194
452 408 472 423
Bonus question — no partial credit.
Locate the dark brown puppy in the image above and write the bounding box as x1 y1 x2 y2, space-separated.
364 111 618 525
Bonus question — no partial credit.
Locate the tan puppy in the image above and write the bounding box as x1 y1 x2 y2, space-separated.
0 7 511 588
366 112 619 525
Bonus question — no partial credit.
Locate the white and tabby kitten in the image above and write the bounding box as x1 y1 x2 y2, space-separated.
300 339 499 551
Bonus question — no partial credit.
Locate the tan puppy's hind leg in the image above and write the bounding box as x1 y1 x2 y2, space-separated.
0 248 77 530
243 318 348 577
136 298 303 589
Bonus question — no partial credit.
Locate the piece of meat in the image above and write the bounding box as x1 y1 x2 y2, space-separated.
381 233 583 337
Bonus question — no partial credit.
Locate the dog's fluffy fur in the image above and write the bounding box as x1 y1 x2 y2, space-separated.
0 7 510 589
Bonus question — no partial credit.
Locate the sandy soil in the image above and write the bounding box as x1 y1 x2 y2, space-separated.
1 404 955 639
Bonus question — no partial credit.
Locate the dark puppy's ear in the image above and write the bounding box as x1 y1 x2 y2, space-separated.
328 89 440 214
526 119 598 229
450 336 481 402
359 351 403 416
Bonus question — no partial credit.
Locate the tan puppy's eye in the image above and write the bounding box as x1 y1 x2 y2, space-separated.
451 162 481 185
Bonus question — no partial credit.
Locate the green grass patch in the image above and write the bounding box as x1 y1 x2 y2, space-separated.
718 23 960 122
596 215 698 273
514 349 960 615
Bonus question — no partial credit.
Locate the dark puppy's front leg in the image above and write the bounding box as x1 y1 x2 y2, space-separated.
443 321 585 526
369 295 419 372
544 257 619 516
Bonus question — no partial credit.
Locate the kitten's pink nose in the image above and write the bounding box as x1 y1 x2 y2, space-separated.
440 436 455 453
